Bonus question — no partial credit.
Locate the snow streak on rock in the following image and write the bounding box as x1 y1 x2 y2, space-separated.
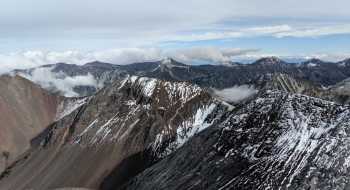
151 103 219 159
71 75 223 155
216 90 350 189
55 98 87 121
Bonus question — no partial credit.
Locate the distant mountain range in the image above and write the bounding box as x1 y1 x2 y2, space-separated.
3 57 350 97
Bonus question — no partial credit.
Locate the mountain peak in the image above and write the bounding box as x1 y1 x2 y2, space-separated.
297 58 323 67
83 61 116 68
336 58 350 67
220 61 239 67
253 56 283 65
159 58 188 67
161 57 173 64
307 58 323 63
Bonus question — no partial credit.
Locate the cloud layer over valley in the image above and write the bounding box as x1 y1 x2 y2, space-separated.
214 85 258 103
0 46 260 74
2 46 349 75
16 66 101 97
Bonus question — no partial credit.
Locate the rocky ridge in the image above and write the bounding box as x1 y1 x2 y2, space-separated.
0 75 231 189
123 90 350 190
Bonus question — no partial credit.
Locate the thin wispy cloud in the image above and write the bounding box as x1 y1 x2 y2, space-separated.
1 0 349 55
163 46 261 63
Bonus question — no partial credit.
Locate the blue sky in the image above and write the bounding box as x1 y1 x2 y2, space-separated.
1 0 350 72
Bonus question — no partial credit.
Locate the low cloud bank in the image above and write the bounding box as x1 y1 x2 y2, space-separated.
214 85 258 103
0 46 259 74
17 66 101 97
0 47 163 74
163 46 260 63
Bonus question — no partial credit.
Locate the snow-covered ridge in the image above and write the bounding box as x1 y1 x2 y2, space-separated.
216 90 350 188
71 75 228 158
55 97 87 121
115 75 204 102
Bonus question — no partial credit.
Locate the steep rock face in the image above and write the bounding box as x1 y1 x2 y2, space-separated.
0 76 72 171
124 90 350 190
0 75 231 189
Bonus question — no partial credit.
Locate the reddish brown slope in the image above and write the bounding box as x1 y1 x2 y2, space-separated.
0 75 231 189
0 75 68 171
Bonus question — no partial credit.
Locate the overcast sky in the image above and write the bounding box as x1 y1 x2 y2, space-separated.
1 0 350 72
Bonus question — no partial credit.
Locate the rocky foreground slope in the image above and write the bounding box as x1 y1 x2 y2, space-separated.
124 90 350 190
0 76 81 172
2 74 350 189
0 75 231 189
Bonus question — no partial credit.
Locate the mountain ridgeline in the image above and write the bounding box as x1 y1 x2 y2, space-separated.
1 57 350 189
3 57 350 97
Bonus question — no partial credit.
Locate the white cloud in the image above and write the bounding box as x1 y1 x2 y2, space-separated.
242 24 291 34
214 85 258 103
233 52 350 62
1 1 350 52
17 66 100 97
163 46 260 63
276 24 350 38
0 46 261 74
312 52 350 60
0 47 163 74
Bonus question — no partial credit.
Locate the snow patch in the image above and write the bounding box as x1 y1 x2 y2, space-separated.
162 58 172 64
55 98 87 121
